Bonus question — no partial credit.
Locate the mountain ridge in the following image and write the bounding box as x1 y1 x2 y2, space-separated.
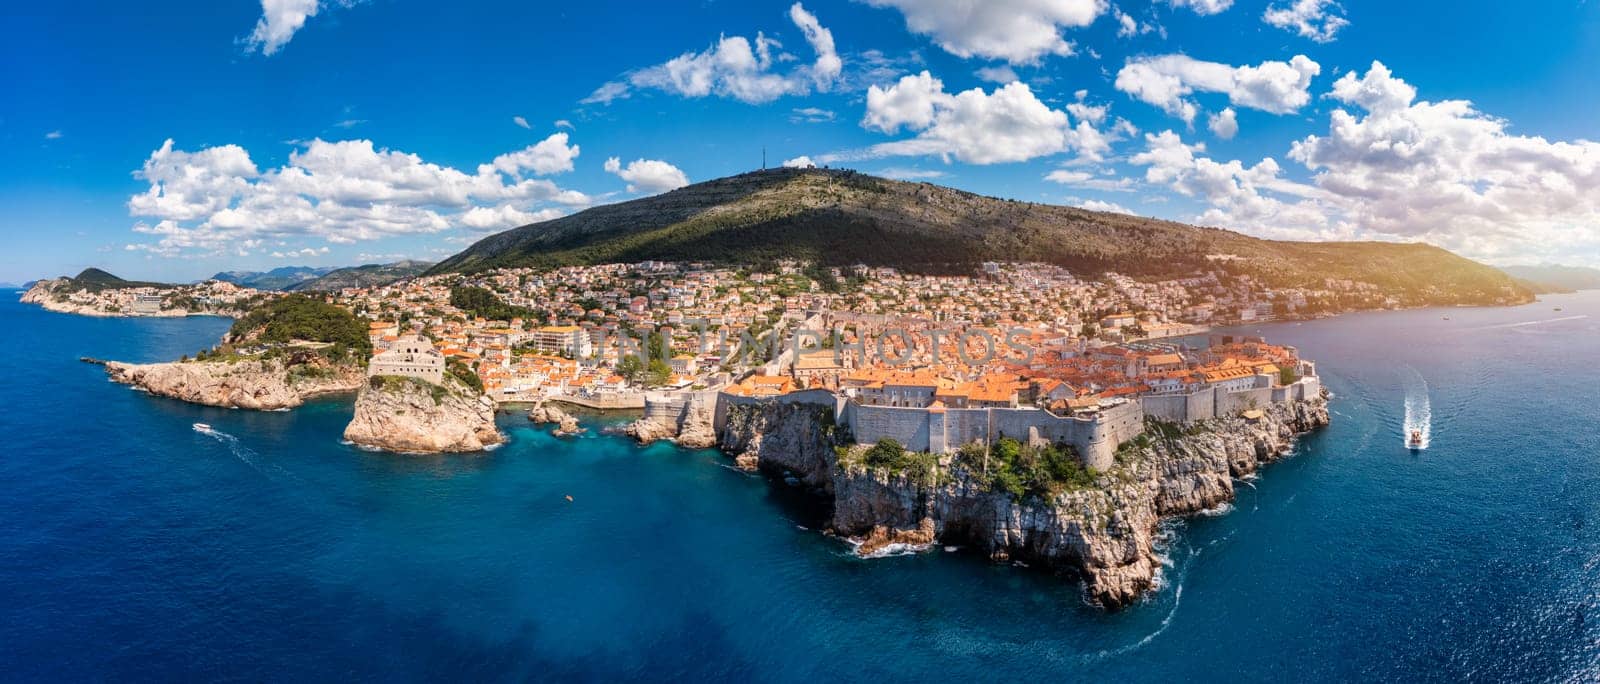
286 260 433 291
429 168 1530 307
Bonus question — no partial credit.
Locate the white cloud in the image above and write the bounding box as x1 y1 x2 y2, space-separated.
1114 54 1321 123
460 205 565 231
490 132 580 177
1162 0 1233 15
513 116 531 129
1286 61 1600 261
863 0 1106 65
791 107 836 123
1130 129 1336 240
554 119 574 130
123 137 591 257
1044 168 1137 191
1126 62 1600 263
1263 0 1349 43
584 3 841 105
1113 9 1156 37
604 157 690 194
1077 199 1136 214
271 246 330 259
243 0 357 56
45 130 63 140
875 167 947 180
782 156 817 168
1208 107 1238 139
976 65 1019 83
849 70 1124 165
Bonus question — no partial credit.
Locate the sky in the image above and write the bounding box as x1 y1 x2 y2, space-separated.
2 0 1598 283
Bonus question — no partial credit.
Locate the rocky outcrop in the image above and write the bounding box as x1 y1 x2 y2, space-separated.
528 403 583 436
826 394 1331 609
104 358 362 410
623 393 718 449
343 376 504 453
718 400 845 488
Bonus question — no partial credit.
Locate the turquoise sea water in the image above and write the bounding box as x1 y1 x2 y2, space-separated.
2 290 1598 681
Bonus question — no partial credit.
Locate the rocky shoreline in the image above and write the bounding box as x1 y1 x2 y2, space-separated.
343 375 504 453
527 403 584 437
647 393 1330 609
104 358 363 410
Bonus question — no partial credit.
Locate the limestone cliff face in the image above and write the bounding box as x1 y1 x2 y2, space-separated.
718 401 844 488
624 394 718 449
343 376 504 454
827 394 1331 609
105 359 362 410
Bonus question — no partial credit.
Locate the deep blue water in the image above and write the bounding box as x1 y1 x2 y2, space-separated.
2 290 1598 682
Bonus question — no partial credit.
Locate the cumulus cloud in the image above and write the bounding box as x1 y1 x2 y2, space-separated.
863 0 1106 65
460 205 565 231
123 135 590 257
1263 0 1350 43
1208 107 1238 139
243 0 358 56
1287 61 1600 260
1162 0 1233 15
1077 199 1136 215
1113 9 1157 38
1127 62 1600 263
1115 54 1321 123
851 71 1119 165
1130 129 1336 240
604 157 690 194
840 71 1132 166
782 156 818 168
490 132 580 177
45 130 63 140
583 3 840 105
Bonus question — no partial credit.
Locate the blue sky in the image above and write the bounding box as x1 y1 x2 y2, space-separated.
2 0 1598 283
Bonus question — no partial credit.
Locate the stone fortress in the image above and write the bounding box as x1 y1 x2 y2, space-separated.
368 334 446 385
645 341 1322 472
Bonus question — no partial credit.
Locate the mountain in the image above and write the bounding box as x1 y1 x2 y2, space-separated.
286 260 433 291
66 268 172 292
430 168 1530 306
1501 264 1600 293
210 266 333 291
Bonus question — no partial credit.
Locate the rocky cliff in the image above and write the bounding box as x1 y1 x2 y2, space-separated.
624 394 718 449
717 400 846 488
827 394 1330 609
343 376 504 453
104 358 363 410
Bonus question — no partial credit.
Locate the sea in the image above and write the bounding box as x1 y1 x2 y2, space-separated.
2 289 1597 682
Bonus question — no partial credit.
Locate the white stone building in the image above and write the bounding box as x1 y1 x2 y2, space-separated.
368 334 446 385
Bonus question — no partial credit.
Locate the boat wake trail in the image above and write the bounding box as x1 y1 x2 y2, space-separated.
1401 367 1432 451
195 425 294 481
1472 314 1587 331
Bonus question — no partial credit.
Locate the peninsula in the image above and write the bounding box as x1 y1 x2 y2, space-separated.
21 168 1542 604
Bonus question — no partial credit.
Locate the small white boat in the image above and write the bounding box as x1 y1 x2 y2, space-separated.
193 422 213 432
1407 429 1424 450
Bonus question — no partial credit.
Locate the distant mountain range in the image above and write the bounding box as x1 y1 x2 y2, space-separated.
209 266 334 291
431 167 1531 307
1500 264 1600 293
286 260 433 291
